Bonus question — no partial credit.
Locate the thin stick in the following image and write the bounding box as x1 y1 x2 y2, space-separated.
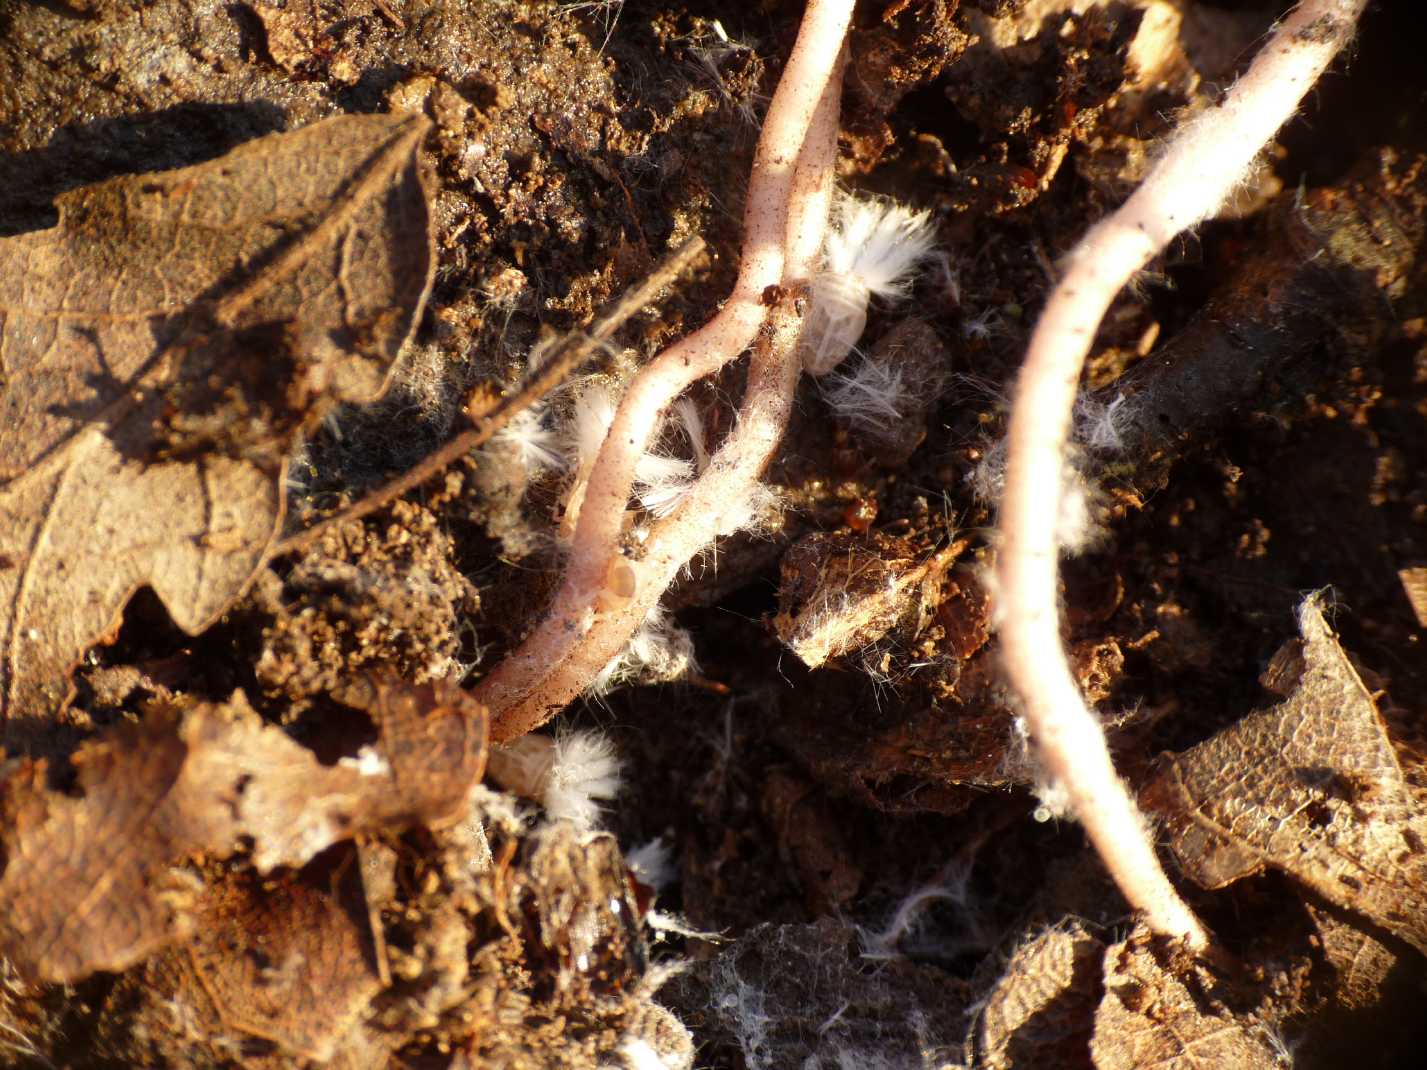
272 237 705 558
994 0 1366 950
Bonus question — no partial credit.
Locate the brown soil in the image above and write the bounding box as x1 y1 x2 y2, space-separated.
2 0 1425 1067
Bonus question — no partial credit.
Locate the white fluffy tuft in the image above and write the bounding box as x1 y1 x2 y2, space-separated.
822 357 907 431
626 837 677 891
613 1036 682 1070
1073 391 1130 453
563 382 697 518
971 389 1133 556
567 381 619 471
543 729 624 830
592 604 696 695
857 883 966 961
856 862 993 964
634 451 696 517
712 480 784 540
673 396 711 472
802 193 936 376
495 404 568 473
822 193 937 299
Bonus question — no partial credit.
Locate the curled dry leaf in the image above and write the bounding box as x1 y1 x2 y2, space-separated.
974 921 1103 1070
1090 921 1283 1070
1142 596 1427 954
0 112 435 737
197 676 489 872
0 678 486 983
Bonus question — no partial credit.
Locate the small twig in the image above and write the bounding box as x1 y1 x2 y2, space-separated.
994 0 1366 951
271 237 705 559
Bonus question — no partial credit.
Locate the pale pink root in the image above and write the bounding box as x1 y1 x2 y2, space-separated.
477 1 853 735
493 301 807 741
994 0 1365 950
488 55 844 741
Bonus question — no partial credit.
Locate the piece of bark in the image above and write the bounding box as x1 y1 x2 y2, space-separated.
0 112 435 740
1105 149 1427 479
760 769 863 916
774 531 962 669
1142 596 1427 954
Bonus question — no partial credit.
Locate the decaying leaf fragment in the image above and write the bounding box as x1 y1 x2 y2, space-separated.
191 676 489 872
0 112 435 733
1399 566 1427 628
774 531 962 669
1143 597 1427 954
1090 922 1283 1070
42 788 691 1069
1305 901 1403 1012
0 707 204 983
0 679 485 983
175 867 385 1063
974 922 1103 1070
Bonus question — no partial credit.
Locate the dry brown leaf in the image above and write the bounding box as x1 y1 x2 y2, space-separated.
0 708 210 983
0 679 485 983
177 866 384 1063
186 677 489 872
9 784 695 1068
760 768 863 916
975 922 1103 1070
1305 902 1402 1012
0 112 434 735
1090 922 1282 1070
1142 597 1427 953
